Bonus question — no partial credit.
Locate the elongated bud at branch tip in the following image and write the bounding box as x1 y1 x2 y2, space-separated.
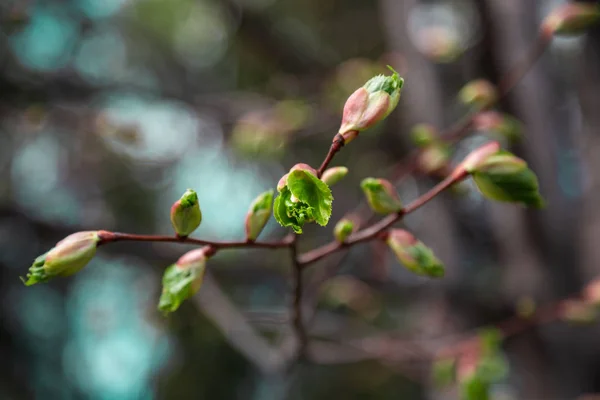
386 229 445 277
361 178 403 214
245 190 274 241
321 166 348 186
334 219 355 243
543 3 600 36
458 79 498 109
338 67 404 143
170 189 202 237
158 247 213 314
22 231 100 286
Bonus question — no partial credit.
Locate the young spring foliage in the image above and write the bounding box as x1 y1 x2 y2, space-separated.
274 164 333 234
333 218 355 243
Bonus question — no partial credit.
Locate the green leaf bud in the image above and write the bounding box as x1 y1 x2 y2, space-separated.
321 166 349 186
334 218 355 243
245 190 274 241
338 67 404 143
385 229 445 278
22 231 100 286
458 79 498 109
473 111 522 143
360 178 403 214
170 189 202 237
410 123 439 148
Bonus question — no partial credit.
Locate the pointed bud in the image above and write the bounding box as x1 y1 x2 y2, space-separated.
170 189 202 237
321 166 349 186
458 79 498 109
22 231 100 286
542 3 600 36
584 279 600 307
410 123 438 148
158 246 214 314
334 219 355 243
338 67 404 143
361 178 403 214
290 163 318 176
386 229 445 277
245 190 274 241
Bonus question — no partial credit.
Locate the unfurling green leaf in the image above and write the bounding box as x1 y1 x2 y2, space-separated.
361 178 403 214
386 229 444 277
170 189 202 237
158 247 211 314
245 190 274 241
273 166 333 234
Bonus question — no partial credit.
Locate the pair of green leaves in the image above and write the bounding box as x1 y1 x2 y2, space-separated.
274 169 333 234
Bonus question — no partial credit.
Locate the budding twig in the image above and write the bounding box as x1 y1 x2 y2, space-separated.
317 134 345 178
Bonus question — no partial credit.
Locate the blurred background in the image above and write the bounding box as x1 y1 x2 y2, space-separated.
1 0 600 398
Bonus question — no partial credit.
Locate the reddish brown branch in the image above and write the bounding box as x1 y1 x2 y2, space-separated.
289 234 309 360
97 231 292 250
317 134 345 178
298 170 467 266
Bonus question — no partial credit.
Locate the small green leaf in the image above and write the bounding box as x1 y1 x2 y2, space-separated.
406 243 445 277
473 167 544 208
158 263 205 314
273 187 300 232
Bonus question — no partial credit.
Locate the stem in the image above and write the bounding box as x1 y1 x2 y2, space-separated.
298 171 467 265
317 135 345 178
290 234 309 360
98 231 292 250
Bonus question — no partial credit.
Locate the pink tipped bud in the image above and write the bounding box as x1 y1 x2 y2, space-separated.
290 163 318 176
277 173 289 192
458 141 501 173
386 229 445 277
542 3 600 36
22 231 100 286
170 189 202 237
245 190 274 241
458 79 498 109
321 166 348 186
361 178 403 214
560 299 597 325
338 68 404 143
159 246 214 314
473 111 522 143
417 144 450 175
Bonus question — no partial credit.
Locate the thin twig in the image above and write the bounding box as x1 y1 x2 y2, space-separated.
97 231 292 249
298 170 467 265
317 134 345 178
